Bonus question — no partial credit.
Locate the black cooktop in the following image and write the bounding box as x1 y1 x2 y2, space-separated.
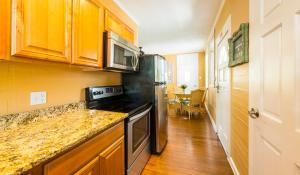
90 98 150 116
86 86 151 116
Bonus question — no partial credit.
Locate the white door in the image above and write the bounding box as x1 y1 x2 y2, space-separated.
216 16 231 155
249 0 300 174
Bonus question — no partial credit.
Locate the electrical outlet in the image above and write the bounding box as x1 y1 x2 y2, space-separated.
40 92 47 104
30 91 47 105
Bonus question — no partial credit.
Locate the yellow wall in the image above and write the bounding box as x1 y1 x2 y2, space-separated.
215 0 249 36
231 64 249 175
198 52 206 89
0 0 137 116
0 61 120 115
207 0 249 174
164 52 206 98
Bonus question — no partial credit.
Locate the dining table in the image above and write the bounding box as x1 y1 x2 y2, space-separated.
174 93 191 101
174 92 191 119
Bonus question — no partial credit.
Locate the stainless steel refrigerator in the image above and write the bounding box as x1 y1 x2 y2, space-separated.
122 54 168 154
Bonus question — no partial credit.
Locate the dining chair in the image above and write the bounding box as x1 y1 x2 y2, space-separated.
167 92 181 115
182 88 207 120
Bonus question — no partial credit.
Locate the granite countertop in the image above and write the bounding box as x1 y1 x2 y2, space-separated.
0 109 128 175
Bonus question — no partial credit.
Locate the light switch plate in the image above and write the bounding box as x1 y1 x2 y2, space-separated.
30 91 47 105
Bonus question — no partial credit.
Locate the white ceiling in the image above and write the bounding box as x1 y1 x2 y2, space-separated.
114 0 222 55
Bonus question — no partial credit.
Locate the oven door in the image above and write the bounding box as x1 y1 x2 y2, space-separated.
106 33 139 72
127 106 151 167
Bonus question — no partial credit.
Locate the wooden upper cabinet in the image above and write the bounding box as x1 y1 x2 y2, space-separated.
0 0 10 60
74 157 100 175
104 10 123 36
99 137 125 175
72 0 104 67
104 10 134 44
11 0 72 62
122 26 135 44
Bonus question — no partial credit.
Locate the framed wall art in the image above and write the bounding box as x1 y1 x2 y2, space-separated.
228 23 249 67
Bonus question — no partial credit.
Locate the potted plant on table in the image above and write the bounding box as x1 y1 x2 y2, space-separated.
180 84 188 94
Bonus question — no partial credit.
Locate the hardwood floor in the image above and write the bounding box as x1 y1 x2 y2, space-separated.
142 114 233 175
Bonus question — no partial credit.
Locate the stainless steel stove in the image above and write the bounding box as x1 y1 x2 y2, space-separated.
85 86 152 175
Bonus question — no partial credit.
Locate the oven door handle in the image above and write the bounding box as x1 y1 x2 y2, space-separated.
129 106 152 122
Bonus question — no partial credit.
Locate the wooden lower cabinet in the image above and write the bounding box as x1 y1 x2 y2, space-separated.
44 122 125 175
74 137 125 175
99 137 125 175
74 157 100 175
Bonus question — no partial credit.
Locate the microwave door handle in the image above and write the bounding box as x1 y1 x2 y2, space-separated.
131 52 139 71
133 53 139 70
131 55 135 70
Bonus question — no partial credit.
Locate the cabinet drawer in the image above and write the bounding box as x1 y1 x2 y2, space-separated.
44 121 124 175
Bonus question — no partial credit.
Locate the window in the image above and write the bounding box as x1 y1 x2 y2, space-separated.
176 53 199 93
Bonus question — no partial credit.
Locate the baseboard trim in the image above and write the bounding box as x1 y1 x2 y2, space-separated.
204 103 217 133
227 156 240 175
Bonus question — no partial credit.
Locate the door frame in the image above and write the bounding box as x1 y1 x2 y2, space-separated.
216 15 232 155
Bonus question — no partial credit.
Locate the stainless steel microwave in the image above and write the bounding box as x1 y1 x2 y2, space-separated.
104 31 140 72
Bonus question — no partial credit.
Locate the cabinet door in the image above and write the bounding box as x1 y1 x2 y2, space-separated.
74 157 100 175
11 0 72 62
72 0 104 67
104 10 123 37
0 0 10 60
99 137 125 175
121 26 134 44
104 10 134 44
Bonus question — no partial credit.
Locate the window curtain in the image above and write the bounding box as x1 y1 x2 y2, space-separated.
176 53 199 93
